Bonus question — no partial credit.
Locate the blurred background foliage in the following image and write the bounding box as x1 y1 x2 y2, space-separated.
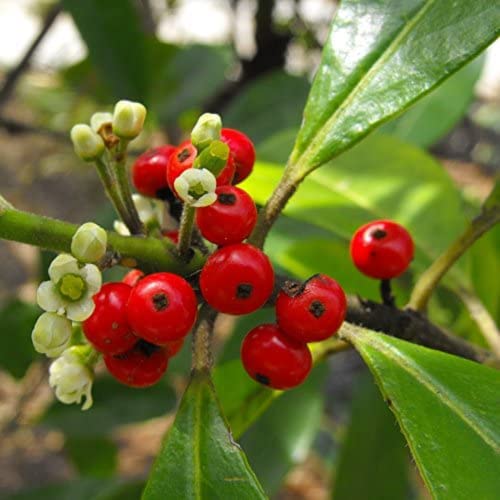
0 1 498 498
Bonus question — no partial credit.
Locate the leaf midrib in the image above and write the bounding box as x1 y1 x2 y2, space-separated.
354 329 500 454
294 0 437 170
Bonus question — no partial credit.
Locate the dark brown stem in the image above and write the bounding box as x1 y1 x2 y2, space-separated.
380 279 395 307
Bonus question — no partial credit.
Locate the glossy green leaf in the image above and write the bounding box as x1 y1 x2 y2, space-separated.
290 0 499 172
143 371 267 500
0 300 40 378
224 71 310 145
381 56 483 147
62 0 150 101
333 374 409 500
65 436 117 478
42 377 176 437
344 325 500 500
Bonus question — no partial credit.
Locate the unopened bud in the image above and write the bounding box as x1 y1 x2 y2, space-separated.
112 100 147 139
191 113 222 151
32 312 72 358
71 222 107 263
90 112 113 133
70 124 105 161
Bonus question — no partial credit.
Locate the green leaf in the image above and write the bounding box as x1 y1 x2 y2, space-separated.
0 300 40 378
65 436 118 478
343 325 500 500
290 0 499 173
224 71 310 145
332 374 410 500
143 371 267 500
381 56 484 147
42 377 176 437
62 0 150 101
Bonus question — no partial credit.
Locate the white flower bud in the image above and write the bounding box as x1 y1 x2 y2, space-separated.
112 100 147 139
191 113 222 151
132 194 164 227
32 312 72 358
90 112 113 133
71 222 107 263
70 124 105 161
113 220 130 236
49 347 94 410
174 168 217 207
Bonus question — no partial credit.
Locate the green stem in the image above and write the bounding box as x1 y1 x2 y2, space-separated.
113 139 144 235
0 207 204 275
0 195 14 212
177 204 196 258
191 304 217 372
408 202 500 312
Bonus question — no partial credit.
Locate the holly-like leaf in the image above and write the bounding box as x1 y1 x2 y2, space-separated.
142 371 267 500
290 0 499 173
343 325 500 500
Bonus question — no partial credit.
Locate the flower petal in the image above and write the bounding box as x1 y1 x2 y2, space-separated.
49 254 79 282
192 192 217 207
66 298 95 322
37 281 63 313
80 264 102 294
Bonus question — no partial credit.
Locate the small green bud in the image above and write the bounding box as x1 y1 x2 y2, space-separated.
90 112 113 133
70 124 105 161
71 222 107 263
32 312 72 358
191 113 222 151
112 100 147 139
193 140 229 176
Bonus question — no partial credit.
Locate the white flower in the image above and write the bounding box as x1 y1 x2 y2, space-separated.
32 312 72 358
37 254 101 321
191 113 222 151
174 168 217 207
49 347 94 410
70 124 105 161
112 100 147 139
71 222 107 263
113 195 164 235
90 112 113 133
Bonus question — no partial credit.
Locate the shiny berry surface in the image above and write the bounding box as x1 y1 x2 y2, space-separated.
221 128 255 184
276 274 346 343
165 338 184 358
82 283 137 355
350 220 414 279
122 269 145 288
200 243 274 315
126 272 198 344
166 140 235 196
241 324 312 390
104 342 168 387
196 185 257 245
132 145 175 198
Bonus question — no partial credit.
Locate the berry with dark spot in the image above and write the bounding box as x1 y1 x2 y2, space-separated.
132 145 176 198
276 274 346 343
126 272 197 344
221 128 256 184
241 324 312 390
196 185 257 245
199 243 274 315
104 342 169 387
350 220 414 279
82 283 137 355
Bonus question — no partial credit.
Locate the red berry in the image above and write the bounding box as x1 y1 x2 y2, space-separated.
350 220 414 279
241 324 312 390
82 283 137 355
165 338 184 358
162 230 179 244
127 272 198 344
221 128 255 184
166 140 235 197
276 274 346 343
132 145 176 199
122 269 145 287
104 341 168 388
196 185 257 245
200 243 274 315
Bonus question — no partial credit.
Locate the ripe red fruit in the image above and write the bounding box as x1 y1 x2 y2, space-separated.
221 128 255 184
200 243 274 315
166 140 235 196
82 283 137 355
132 145 176 199
122 269 145 287
165 338 184 358
162 230 179 244
126 272 198 344
276 274 347 343
350 220 414 279
104 341 169 388
241 324 312 390
196 185 257 245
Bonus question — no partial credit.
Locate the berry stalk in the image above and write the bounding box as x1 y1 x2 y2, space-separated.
177 204 196 259
191 304 217 372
